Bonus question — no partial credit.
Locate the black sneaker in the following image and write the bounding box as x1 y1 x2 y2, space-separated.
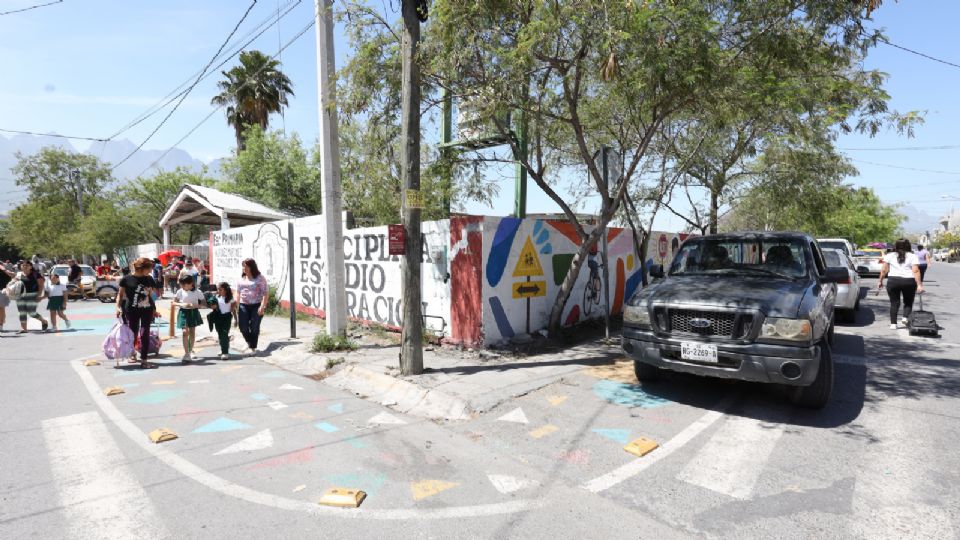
41 321 49 332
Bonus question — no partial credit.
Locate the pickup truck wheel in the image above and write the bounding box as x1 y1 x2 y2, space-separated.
788 341 833 409
634 360 661 382
827 321 835 346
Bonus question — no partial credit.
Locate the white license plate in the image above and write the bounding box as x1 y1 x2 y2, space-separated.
680 342 718 363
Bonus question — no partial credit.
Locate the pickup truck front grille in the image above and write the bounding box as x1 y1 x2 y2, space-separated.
656 308 753 340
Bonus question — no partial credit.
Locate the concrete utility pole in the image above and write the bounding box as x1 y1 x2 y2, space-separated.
400 0 424 375
315 0 347 337
70 168 84 217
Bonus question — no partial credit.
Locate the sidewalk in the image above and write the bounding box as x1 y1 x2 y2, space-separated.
156 295 625 422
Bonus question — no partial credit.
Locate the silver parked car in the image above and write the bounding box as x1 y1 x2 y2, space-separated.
822 248 861 323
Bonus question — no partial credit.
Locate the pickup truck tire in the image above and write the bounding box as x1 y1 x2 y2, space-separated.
836 309 854 324
788 341 833 409
634 360 661 382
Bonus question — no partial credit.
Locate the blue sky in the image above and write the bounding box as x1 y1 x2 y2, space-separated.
1 0 959 231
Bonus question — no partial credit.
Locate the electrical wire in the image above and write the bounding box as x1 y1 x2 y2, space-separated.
0 128 107 142
849 158 960 175
0 0 62 16
134 19 315 178
879 38 960 71
840 144 960 151
106 0 301 141
110 0 259 172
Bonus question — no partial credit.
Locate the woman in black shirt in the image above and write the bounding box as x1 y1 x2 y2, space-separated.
115 257 158 368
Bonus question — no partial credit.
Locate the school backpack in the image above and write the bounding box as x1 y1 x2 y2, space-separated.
147 330 163 355
102 319 136 360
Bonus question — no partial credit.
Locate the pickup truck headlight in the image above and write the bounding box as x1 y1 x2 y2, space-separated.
623 305 651 327
760 318 812 342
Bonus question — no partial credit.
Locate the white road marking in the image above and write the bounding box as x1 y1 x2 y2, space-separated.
497 407 529 424
214 429 274 456
41 411 170 539
71 358 537 519
187 379 210 384
266 400 288 411
487 474 533 494
278 384 303 390
581 395 735 493
367 412 407 425
676 414 785 499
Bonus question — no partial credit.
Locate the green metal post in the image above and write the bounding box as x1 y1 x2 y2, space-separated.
514 111 528 218
441 88 453 217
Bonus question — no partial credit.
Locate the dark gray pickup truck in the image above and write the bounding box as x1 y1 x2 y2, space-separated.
621 232 846 408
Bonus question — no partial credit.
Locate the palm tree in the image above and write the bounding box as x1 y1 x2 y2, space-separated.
211 50 294 151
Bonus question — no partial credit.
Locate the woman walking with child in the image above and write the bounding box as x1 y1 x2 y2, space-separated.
237 258 268 356
45 273 71 331
173 275 206 362
7 260 49 333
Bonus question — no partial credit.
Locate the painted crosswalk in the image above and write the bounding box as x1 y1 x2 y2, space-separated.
41 411 170 539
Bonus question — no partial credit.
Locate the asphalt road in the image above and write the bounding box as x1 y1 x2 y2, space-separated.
1 263 958 539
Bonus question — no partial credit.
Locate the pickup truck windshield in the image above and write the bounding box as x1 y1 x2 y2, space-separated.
669 238 808 278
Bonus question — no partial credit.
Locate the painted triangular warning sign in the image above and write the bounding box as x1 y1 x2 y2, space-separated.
512 236 544 277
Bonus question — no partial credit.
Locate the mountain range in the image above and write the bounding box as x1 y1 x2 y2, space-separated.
0 133 223 211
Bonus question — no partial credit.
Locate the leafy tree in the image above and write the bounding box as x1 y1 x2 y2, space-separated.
0 218 22 261
76 199 143 256
219 126 322 216
211 50 294 150
12 147 112 218
119 167 216 244
335 3 497 226
425 0 892 335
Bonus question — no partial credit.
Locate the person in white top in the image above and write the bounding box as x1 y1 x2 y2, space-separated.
877 238 924 330
45 273 71 331
173 275 206 362
915 244 931 282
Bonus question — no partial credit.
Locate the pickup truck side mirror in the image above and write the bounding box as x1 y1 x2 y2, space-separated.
649 264 665 279
821 267 848 283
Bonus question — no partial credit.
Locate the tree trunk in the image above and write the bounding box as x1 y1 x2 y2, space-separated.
709 187 720 234
547 224 605 337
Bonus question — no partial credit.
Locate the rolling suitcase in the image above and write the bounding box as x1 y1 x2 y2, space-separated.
908 294 939 337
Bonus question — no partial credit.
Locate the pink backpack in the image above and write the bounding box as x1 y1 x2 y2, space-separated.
102 319 135 360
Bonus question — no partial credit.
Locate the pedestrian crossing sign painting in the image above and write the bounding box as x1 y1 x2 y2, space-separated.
512 237 544 277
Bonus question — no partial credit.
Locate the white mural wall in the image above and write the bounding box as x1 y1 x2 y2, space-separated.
211 217 452 334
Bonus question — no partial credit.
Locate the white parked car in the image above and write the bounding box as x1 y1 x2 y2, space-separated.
49 264 97 292
817 238 856 259
822 248 861 323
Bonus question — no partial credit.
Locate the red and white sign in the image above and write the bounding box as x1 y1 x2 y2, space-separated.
388 224 406 256
658 233 668 260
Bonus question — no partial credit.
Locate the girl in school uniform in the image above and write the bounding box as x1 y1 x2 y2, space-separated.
173 275 206 362
45 273 71 331
207 282 238 360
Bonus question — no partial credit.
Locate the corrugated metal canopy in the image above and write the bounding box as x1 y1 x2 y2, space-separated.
159 184 289 229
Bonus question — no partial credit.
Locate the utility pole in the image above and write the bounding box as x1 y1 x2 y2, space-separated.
600 146 611 341
513 113 528 218
70 168 84 217
314 0 347 337
400 0 424 375
440 87 452 216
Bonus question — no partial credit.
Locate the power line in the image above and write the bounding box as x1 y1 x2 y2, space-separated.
106 0 301 141
841 144 960 151
0 128 107 142
850 158 960 175
134 19 315 178
0 0 62 16
879 38 960 71
110 0 260 172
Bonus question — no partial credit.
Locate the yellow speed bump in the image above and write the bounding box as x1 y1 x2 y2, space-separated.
624 437 659 458
103 386 125 396
84 359 101 366
318 487 366 508
148 428 178 444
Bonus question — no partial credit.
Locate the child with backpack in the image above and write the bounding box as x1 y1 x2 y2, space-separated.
173 275 206 362
46 273 71 331
206 282 238 360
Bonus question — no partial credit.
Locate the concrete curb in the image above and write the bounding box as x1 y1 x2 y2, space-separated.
324 364 472 422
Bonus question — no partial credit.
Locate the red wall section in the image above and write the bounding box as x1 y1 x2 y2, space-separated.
449 216 484 346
